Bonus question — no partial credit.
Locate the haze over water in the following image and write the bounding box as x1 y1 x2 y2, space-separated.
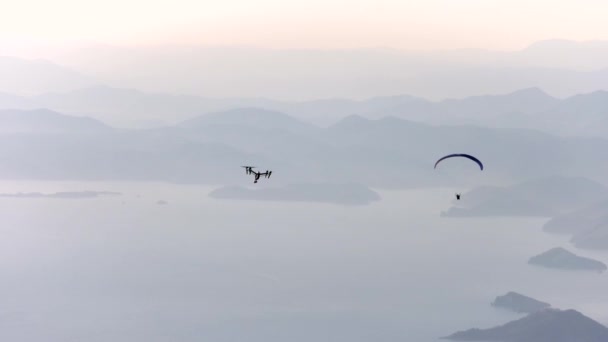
1 0 608 340
1 181 606 341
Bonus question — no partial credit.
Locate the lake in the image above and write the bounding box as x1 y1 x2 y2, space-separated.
0 181 606 341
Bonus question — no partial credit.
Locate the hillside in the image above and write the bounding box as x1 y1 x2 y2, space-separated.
543 200 608 250
0 108 607 188
441 177 608 217
0 109 112 134
443 309 608 342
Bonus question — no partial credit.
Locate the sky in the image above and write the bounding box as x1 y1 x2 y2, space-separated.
2 0 608 52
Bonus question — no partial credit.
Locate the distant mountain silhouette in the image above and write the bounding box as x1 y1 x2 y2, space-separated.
270 94 433 125
0 56 97 95
6 85 608 137
31 86 277 128
442 177 608 217
434 87 558 119
0 109 112 134
0 92 37 109
518 40 608 70
528 247 607 272
0 108 608 187
491 292 551 314
543 199 608 235
0 191 120 198
443 308 608 342
39 41 608 100
0 121 261 183
178 107 319 135
542 200 608 250
571 223 608 250
318 87 608 138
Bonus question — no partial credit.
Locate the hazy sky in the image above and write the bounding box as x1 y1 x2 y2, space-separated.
2 0 608 51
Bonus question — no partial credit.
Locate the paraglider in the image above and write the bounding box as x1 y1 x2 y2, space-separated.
435 153 483 200
434 153 483 170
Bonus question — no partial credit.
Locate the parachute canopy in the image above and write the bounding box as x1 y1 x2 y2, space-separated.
434 153 483 170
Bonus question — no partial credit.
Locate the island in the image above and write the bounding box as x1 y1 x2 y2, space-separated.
528 247 607 272
543 215 596 235
442 308 608 342
0 191 121 198
208 183 381 206
543 199 608 235
441 176 608 218
538 199 608 250
570 222 608 250
491 292 551 314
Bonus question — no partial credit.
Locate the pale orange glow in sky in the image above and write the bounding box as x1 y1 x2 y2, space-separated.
2 0 608 51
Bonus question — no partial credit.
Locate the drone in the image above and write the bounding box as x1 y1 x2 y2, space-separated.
241 166 272 183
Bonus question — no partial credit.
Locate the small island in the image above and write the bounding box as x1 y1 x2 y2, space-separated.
442 308 608 342
528 247 607 272
0 191 121 198
491 292 551 314
209 183 381 206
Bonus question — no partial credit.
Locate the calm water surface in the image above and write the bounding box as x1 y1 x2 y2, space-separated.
0 181 606 342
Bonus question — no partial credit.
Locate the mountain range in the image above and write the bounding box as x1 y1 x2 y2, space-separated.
2 84 608 138
3 40 608 135
1 107 608 188
25 40 608 100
